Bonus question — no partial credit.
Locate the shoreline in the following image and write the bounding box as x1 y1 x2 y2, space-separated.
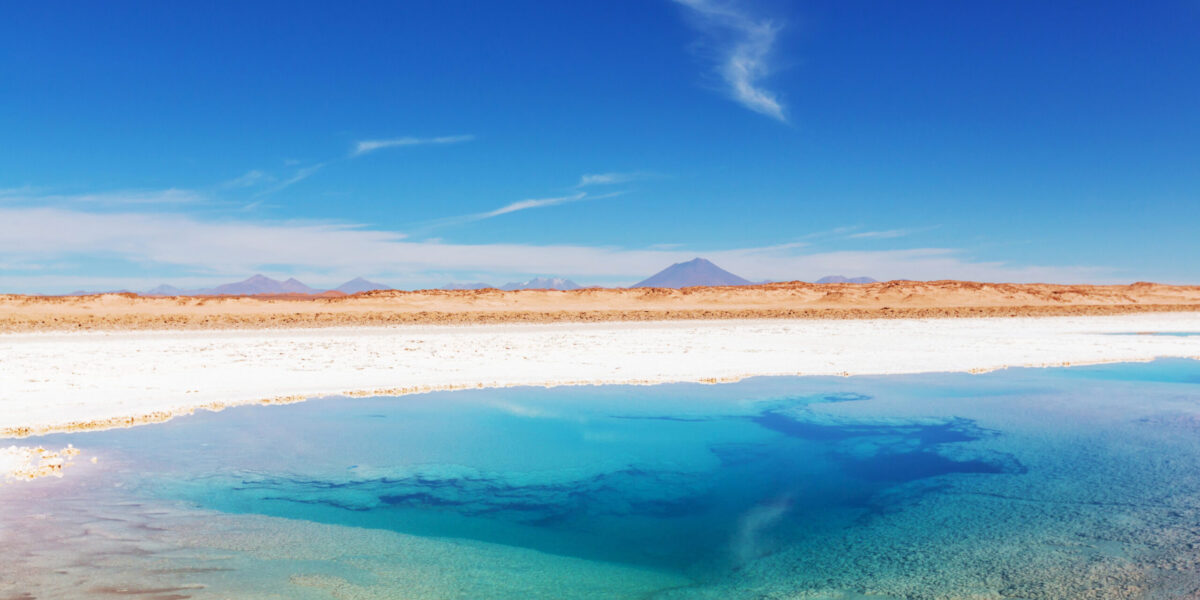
0 356 1177 442
3 314 1199 441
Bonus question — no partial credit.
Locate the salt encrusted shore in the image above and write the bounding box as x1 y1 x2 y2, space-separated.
2 313 1199 441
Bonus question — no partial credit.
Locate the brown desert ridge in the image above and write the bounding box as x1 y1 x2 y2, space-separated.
3 279 1200 332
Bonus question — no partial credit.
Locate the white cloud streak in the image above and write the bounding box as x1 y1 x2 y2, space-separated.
353 134 476 157
0 188 204 206
205 134 478 201
847 229 914 240
421 189 625 230
482 193 588 218
220 170 274 189
0 207 1113 293
674 0 787 121
577 172 648 187
254 163 328 197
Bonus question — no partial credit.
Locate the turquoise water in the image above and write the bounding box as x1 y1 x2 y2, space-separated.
3 360 1200 599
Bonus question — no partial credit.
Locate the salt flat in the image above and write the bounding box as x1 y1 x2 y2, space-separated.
2 313 1199 441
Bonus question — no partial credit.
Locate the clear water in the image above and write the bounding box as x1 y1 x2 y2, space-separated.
3 360 1200 599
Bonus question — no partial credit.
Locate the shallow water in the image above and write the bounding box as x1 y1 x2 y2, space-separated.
4 360 1200 599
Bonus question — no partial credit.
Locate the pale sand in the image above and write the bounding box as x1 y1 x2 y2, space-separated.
4 280 1200 332
2 314 1199 447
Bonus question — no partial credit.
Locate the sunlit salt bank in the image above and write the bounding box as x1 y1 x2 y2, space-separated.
5 313 1200 438
3 360 1200 599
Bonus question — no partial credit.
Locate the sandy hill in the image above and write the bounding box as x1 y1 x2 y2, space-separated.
2 280 1200 331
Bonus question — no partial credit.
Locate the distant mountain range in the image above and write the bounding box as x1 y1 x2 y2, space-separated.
441 277 583 291
66 265 880 297
633 258 752 288
502 277 582 291
814 275 878 284
139 275 392 296
437 260 879 291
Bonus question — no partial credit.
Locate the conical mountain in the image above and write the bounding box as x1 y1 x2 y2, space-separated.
335 277 392 294
144 284 186 295
280 277 317 294
632 258 752 288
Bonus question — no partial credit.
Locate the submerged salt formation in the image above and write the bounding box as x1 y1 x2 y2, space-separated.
0 444 80 482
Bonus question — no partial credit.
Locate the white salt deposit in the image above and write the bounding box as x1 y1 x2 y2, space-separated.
0 314 1197 449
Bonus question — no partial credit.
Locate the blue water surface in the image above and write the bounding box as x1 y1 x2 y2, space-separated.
4 360 1200 599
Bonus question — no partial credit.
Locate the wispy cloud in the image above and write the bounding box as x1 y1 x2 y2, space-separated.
353 134 475 157
0 185 39 197
800 226 931 242
577 172 651 187
847 229 913 240
421 191 607 230
220 170 274 189
798 225 859 240
0 188 204 206
418 172 633 231
218 134 475 201
253 163 328 197
674 0 787 122
481 192 588 218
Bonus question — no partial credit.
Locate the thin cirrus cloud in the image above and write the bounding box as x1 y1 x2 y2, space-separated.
420 190 623 230
673 0 787 122
256 163 327 195
847 229 914 240
227 134 475 200
219 170 275 189
420 171 640 231
481 192 589 219
353 134 476 157
576 172 653 187
0 187 204 206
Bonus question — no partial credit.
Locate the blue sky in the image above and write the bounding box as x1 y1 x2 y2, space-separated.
2 0 1198 292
